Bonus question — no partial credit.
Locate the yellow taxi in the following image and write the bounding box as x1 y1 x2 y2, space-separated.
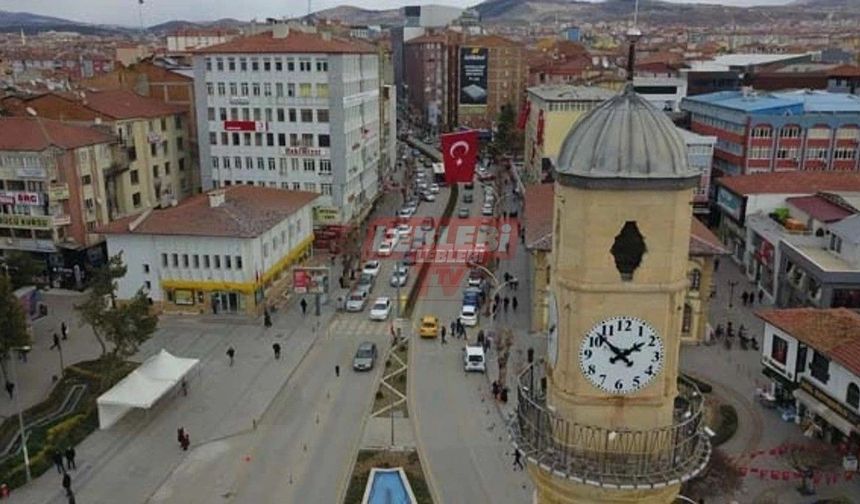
419 315 439 338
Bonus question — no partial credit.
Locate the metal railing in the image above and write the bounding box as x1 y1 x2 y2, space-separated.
511 364 711 489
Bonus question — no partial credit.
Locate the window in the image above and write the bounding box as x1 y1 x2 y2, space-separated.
287 83 295 97
263 58 271 71
810 350 830 384
267 133 274 146
681 304 692 334
848 383 860 409
223 156 231 169
220 132 228 146
299 83 312 97
161 253 168 267
214 255 221 269
290 134 299 147
225 255 232 269
301 134 314 147
252 83 261 96
780 126 801 138
264 83 272 96
319 159 331 173
234 156 242 169
830 234 843 253
292 182 301 190
179 158 185 172
304 182 317 192
172 253 179 267
299 58 311 71
316 59 328 72
836 127 859 140
82 174 92 185
834 148 856 160
291 158 300 171
276 83 284 97
257 157 265 170
807 127 830 139
152 165 160 178
227 57 235 71
240 58 247 71
279 157 287 174
145 281 151 291
303 159 315 171
216 58 224 71
241 82 249 96
287 58 295 71
268 157 276 171
207 107 215 121
211 156 219 169
217 82 226 96
321 183 332 195
265 108 273 122
251 58 259 71
193 255 199 268
770 335 788 365
275 58 282 71
288 109 297 122
232 133 240 146
246 156 253 169
206 82 214 96
318 134 330 147
244 133 251 145
316 83 329 98
132 192 141 207
204 255 211 268
689 269 701 291
182 254 189 267
278 133 286 146
255 133 263 146
229 82 237 96
277 108 285 122
205 58 212 71
235 256 243 269
317 109 329 123
301 109 314 122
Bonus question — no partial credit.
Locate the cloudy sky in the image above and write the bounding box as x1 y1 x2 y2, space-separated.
0 0 793 26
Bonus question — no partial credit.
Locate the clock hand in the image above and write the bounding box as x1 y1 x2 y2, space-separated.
614 342 645 367
602 336 634 366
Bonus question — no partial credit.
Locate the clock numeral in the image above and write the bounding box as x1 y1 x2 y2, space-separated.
614 379 624 390
601 324 614 337
645 365 654 376
599 374 607 385
639 325 644 337
648 335 657 347
589 336 602 348
583 349 593 359
623 319 632 331
652 351 661 363
632 376 641 388
586 364 596 375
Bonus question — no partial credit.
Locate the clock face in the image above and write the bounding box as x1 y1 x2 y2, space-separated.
547 292 559 367
579 316 664 395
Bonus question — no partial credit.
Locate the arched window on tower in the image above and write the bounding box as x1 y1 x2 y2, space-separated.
689 269 702 291
682 304 693 335
848 383 860 409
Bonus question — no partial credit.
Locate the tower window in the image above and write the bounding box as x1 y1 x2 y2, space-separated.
610 221 646 281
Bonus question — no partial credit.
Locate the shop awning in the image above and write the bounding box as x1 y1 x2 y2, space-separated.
793 388 856 437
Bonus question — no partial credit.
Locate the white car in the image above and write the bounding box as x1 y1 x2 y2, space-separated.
345 290 369 312
429 184 440 194
481 204 494 216
460 304 479 327
422 192 436 202
395 224 413 238
384 228 399 242
362 261 381 277
390 266 408 287
398 208 414 219
417 181 429 190
369 297 392 321
464 345 486 373
377 241 394 257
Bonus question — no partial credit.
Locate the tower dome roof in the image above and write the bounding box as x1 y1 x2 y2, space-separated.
555 85 700 190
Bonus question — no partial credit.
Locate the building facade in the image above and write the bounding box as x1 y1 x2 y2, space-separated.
682 90 860 178
194 25 381 226
403 33 451 133
102 186 318 316
0 117 119 285
677 128 717 214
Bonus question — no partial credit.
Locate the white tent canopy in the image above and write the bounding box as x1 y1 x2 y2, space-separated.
97 349 199 429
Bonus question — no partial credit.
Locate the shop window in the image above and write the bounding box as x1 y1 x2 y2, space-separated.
810 351 830 384
847 383 860 409
771 335 788 365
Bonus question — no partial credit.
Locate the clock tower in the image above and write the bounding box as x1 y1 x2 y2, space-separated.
513 38 711 504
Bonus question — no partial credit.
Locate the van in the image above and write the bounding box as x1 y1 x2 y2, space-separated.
464 345 486 373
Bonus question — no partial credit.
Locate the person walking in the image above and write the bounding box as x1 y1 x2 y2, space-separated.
513 448 524 471
264 308 272 328
441 326 447 344
758 289 764 304
177 427 185 449
741 292 748 306
450 320 456 338
494 293 501 306
181 431 190 451
4 381 13 399
61 321 68 340
226 347 235 367
64 446 76 470
62 472 71 493
273 342 281 360
512 296 518 311
52 449 64 474
335 365 340 377
300 298 308 316
503 296 510 313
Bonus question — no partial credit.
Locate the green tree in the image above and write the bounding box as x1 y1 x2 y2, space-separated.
0 274 32 381
3 251 44 290
492 103 518 156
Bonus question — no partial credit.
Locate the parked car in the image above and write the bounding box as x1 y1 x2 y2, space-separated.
429 184 440 194
357 272 376 290
460 304 479 327
481 204 494 216
362 261 381 277
369 297 392 321
396 224 413 237
353 342 378 371
464 345 486 373
463 287 482 308
403 250 417 265
467 269 483 287
345 289 370 312
421 217 435 231
377 240 394 257
390 264 409 287
420 315 439 338
463 192 474 204
422 192 436 202
458 207 470 218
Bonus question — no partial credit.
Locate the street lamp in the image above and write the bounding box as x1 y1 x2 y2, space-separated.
728 280 738 309
9 346 32 482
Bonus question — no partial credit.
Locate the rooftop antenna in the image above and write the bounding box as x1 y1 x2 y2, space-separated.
626 0 642 83
137 0 145 39
308 0 312 17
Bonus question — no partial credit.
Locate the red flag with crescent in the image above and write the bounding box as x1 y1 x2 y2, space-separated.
441 130 479 185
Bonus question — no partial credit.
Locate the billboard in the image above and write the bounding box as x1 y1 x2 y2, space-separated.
293 267 329 294
459 47 488 106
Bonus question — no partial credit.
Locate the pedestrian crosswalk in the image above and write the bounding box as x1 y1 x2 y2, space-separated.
327 315 392 338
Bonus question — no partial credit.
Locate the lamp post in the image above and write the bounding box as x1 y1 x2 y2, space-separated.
728 280 738 309
9 348 32 482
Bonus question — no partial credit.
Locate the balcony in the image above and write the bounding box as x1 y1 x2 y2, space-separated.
510 364 711 490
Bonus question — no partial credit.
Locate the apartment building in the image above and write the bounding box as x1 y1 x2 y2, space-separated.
3 90 192 218
193 24 381 225
403 33 452 132
681 90 860 178
0 117 119 286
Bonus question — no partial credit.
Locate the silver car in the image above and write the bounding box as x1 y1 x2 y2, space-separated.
345 288 370 312
353 342 377 371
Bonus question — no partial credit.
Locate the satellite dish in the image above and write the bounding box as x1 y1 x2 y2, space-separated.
25 107 37 117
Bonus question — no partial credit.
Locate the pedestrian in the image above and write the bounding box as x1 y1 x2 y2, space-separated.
67 489 76 503
61 321 68 340
477 331 485 347
513 448 524 471
714 258 720 272
503 296 510 312
741 291 748 306
4 381 13 399
181 431 190 451
52 332 61 350
494 293 501 306
748 290 755 306
62 472 71 492
181 378 188 396
758 289 764 304
441 326 446 344
64 446 76 470
226 346 235 366
512 296 518 311
492 380 500 399
273 342 281 360
177 427 185 447
450 320 456 337
52 449 64 474
264 308 272 328
335 364 340 377
300 298 308 316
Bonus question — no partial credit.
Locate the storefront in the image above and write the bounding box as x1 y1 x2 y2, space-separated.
794 379 859 446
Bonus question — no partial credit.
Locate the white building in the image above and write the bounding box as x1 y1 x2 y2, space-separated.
634 76 688 113
758 308 860 445
167 29 238 54
101 186 318 315
193 23 381 225
676 128 716 214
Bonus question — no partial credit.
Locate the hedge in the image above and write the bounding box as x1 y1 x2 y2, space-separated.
712 404 739 447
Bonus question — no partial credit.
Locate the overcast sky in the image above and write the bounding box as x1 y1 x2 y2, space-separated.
0 0 793 26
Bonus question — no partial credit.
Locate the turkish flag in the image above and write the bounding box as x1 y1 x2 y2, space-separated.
441 130 479 184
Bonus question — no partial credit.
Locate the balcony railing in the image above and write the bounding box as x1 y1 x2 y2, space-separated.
510 364 711 489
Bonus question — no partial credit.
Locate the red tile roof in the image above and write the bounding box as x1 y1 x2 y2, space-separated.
100 186 319 238
83 89 187 120
828 64 860 78
524 183 728 256
718 172 860 196
406 34 448 46
0 117 115 151
465 34 521 48
195 30 375 55
786 195 854 223
757 308 860 376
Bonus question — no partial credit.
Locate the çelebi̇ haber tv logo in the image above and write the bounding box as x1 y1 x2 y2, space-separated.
362 217 519 264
